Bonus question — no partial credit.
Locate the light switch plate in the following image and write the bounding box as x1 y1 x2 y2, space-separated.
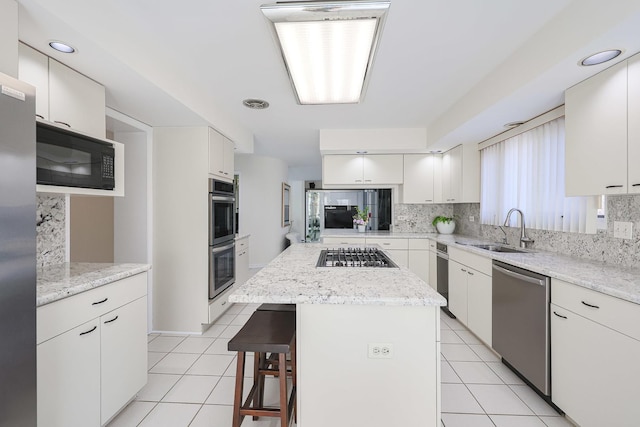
613 221 633 239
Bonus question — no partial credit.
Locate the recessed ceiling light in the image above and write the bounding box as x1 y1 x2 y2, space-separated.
580 49 622 66
504 121 524 128
261 1 391 105
242 99 270 109
48 41 76 53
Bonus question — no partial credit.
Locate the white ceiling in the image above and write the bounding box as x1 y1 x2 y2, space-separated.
16 0 640 171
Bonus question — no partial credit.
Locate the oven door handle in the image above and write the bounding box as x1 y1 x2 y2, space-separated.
211 195 235 202
211 242 235 253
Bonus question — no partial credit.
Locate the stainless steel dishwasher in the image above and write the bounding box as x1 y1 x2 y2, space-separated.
436 242 455 318
492 260 551 398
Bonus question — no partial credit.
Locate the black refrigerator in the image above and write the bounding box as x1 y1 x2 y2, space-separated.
0 72 37 426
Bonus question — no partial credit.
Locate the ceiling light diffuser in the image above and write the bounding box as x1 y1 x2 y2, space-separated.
49 41 75 53
580 49 622 66
261 1 390 105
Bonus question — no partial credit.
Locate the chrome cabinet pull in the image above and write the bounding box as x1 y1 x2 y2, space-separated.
80 326 97 336
581 301 600 309
104 315 119 324
92 298 108 305
468 271 474 276
461 268 467 272
605 185 623 189
36 114 44 119
632 183 640 187
54 120 71 128
553 311 567 319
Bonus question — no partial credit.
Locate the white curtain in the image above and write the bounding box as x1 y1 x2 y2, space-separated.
480 117 589 233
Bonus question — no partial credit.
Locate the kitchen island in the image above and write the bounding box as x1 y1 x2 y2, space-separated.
229 243 446 427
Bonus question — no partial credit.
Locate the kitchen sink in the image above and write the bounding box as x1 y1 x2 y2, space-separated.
471 244 528 253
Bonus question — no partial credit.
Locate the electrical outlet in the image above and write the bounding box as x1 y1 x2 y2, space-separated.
614 221 634 239
368 343 393 359
469 216 475 222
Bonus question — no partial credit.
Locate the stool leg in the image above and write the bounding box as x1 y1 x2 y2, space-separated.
278 352 288 427
291 337 297 423
232 351 246 427
253 352 264 421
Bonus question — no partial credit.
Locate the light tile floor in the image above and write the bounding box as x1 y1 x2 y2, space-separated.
108 306 575 427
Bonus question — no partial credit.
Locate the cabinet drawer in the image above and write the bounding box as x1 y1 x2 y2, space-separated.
448 246 492 276
209 285 234 323
236 237 249 253
408 239 430 250
552 279 640 341
37 273 148 344
322 236 366 245
366 237 409 250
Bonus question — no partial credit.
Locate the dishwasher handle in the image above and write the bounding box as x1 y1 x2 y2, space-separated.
493 264 546 286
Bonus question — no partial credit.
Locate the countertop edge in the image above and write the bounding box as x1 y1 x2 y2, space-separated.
37 263 151 307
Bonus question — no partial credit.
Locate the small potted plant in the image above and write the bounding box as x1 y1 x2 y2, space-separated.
353 206 370 232
432 215 456 234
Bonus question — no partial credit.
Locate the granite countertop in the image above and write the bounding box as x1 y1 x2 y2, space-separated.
37 262 151 306
229 243 446 307
323 230 640 305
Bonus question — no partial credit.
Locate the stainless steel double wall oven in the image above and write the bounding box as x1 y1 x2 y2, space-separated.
209 179 235 299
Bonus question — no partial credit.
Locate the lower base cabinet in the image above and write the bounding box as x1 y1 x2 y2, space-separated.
37 272 148 427
551 303 640 427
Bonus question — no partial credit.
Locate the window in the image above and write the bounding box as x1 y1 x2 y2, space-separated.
480 116 595 233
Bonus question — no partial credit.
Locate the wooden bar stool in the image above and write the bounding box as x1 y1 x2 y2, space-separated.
257 303 296 312
228 310 296 427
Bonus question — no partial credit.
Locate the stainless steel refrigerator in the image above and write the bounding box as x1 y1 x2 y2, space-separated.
0 72 37 426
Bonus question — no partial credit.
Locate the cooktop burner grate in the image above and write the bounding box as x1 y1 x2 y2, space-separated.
316 247 398 268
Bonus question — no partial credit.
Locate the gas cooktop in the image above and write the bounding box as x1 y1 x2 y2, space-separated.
316 247 398 268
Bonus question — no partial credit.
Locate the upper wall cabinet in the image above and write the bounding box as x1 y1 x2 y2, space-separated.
439 144 480 203
403 154 438 203
323 154 403 186
565 55 640 196
209 128 235 183
18 43 106 138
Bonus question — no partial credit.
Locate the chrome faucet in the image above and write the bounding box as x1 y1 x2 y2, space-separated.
503 208 534 248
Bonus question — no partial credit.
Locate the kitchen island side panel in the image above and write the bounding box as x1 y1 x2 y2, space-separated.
297 304 440 427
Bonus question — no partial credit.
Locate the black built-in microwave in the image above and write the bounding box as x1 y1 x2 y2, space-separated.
36 121 115 190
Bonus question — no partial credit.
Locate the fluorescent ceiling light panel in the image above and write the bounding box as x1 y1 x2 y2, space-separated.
261 1 390 105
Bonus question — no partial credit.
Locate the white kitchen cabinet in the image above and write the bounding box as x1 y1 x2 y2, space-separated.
366 237 409 268
428 241 437 290
18 43 106 138
37 319 101 427
551 303 640 427
209 128 235 183
322 154 403 186
403 154 435 203
18 43 49 120
100 297 148 425
565 59 628 196
322 236 366 245
447 247 492 346
448 260 468 324
627 54 640 191
439 144 480 203
407 239 429 282
36 272 148 427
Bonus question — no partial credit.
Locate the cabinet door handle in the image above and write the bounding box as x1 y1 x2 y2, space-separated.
355 180 362 183
605 185 623 189
80 326 97 336
382 243 391 245
92 298 108 305
54 120 71 128
104 315 119 324
468 271 474 276
36 114 44 120
581 301 600 309
461 268 467 272
218 170 224 174
553 311 567 319
221 301 227 306
364 180 372 182
425 199 432 202
632 183 640 187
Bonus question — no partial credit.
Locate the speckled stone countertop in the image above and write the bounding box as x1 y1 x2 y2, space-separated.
324 230 640 305
229 243 446 307
37 262 151 306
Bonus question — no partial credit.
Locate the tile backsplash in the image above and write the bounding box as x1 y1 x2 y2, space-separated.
394 195 640 269
37 194 66 267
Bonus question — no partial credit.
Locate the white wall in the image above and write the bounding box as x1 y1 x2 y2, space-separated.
113 130 148 263
235 154 289 267
0 0 18 77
